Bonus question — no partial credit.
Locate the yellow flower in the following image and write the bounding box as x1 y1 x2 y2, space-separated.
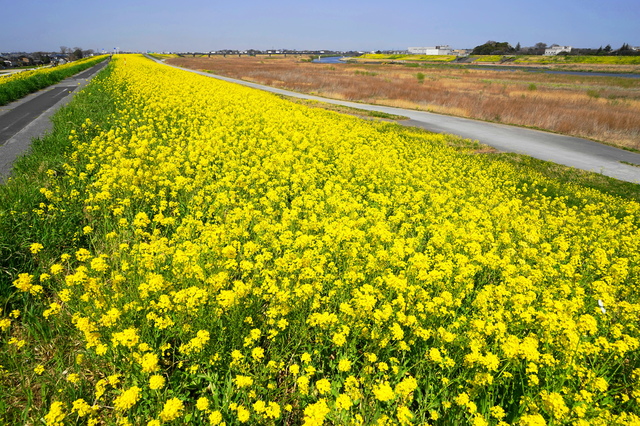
30 243 44 254
222 245 237 258
112 327 140 348
43 302 61 318
540 390 569 419
265 402 281 419
72 399 94 417
335 393 353 410
179 329 210 354
140 352 159 373
518 413 547 426
397 406 414 425
315 378 331 395
196 397 209 411
338 359 352 372
209 410 224 425
471 414 489 426
302 399 330 426
44 401 66 426
236 405 250 423
490 405 506 419
75 248 91 261
454 392 470 406
251 346 265 361
114 386 141 411
66 373 80 384
159 397 184 422
149 374 166 390
234 375 254 388
395 376 418 399
373 382 395 402
332 332 347 347
13 273 34 292
0 318 11 332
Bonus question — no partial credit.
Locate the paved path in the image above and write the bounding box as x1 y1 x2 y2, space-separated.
152 56 640 184
0 60 109 183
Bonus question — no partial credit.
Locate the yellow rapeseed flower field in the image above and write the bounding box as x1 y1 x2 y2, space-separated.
3 54 640 425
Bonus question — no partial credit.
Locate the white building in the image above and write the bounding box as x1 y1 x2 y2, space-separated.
544 45 572 56
408 45 453 55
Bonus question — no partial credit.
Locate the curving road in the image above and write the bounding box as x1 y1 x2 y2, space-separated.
0 60 109 183
151 56 640 184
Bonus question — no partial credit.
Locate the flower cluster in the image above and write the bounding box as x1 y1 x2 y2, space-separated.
8 55 640 424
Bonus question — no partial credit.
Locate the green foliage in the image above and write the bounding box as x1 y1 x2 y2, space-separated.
587 89 601 99
354 70 378 76
0 63 116 299
0 62 117 423
471 41 515 55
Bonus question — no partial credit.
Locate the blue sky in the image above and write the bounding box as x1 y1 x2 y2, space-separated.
3 0 639 52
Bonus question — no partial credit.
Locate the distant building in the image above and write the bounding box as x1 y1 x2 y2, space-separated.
408 45 453 55
544 45 572 56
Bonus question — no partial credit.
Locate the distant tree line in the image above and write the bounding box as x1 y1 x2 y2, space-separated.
59 46 95 60
471 41 639 56
1 46 97 69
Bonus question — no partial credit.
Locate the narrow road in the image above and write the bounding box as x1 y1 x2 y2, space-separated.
151 56 640 184
0 60 109 183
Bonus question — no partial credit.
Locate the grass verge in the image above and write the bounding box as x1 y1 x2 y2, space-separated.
0 61 116 423
0 56 108 106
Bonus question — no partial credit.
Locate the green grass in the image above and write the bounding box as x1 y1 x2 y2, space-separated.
620 160 640 168
0 62 117 298
354 70 378 76
0 62 119 423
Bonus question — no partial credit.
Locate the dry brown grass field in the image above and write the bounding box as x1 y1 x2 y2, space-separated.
167 55 640 150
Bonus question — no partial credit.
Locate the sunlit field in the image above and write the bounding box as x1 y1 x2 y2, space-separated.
1 55 639 425
167 55 640 150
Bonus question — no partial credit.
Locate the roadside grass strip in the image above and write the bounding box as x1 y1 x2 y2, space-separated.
1 54 639 425
0 55 109 106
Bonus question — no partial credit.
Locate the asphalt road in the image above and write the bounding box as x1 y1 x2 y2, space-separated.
0 60 109 183
153 57 640 184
